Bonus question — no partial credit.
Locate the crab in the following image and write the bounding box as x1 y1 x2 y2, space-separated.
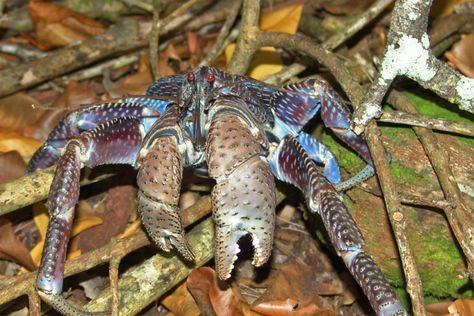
27 66 407 316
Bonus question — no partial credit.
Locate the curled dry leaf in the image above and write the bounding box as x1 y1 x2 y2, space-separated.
445 34 474 78
0 151 26 184
187 267 243 316
0 218 36 271
27 1 105 50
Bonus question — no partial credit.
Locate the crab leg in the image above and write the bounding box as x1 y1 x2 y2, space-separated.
26 96 171 173
37 117 145 315
206 98 276 280
268 136 406 316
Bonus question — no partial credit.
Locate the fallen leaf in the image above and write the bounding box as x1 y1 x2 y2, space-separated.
224 2 304 79
187 267 243 316
0 92 43 133
430 0 472 16
0 131 42 160
162 281 202 316
27 1 105 50
0 218 37 271
448 299 474 316
71 186 134 253
445 34 474 78
251 262 334 316
0 151 26 184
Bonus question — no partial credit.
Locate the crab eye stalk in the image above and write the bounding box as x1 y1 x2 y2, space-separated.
187 72 195 82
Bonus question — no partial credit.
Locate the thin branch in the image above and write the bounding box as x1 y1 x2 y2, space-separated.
379 110 474 137
150 9 161 80
323 0 395 50
199 0 242 67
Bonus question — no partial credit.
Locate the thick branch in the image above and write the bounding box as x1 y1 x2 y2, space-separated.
352 0 474 131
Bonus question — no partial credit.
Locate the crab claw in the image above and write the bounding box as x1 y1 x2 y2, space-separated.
211 156 276 279
137 135 195 261
206 112 276 280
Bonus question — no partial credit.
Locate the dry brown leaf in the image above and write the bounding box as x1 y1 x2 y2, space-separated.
106 54 153 97
187 267 243 316
27 1 105 50
25 81 97 140
448 299 474 316
0 92 43 133
253 300 334 316
251 262 334 315
431 0 472 16
70 186 134 254
445 34 474 78
0 218 36 271
0 151 26 184
162 281 201 316
0 131 42 160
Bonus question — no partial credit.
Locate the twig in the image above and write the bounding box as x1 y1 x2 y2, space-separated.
352 0 474 131
365 122 426 316
378 110 474 137
198 0 242 67
323 0 395 50
0 44 47 60
150 8 161 80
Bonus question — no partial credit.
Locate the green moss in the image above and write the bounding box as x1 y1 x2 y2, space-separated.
415 234 472 298
402 92 474 147
319 133 365 174
390 161 425 186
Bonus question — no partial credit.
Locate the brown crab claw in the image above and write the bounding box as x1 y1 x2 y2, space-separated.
211 156 276 280
137 192 195 262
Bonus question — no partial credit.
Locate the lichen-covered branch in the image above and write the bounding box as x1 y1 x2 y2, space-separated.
352 0 474 131
379 110 474 137
84 218 215 315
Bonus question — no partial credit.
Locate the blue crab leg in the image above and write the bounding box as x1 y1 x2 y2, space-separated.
270 78 373 165
206 97 276 280
268 136 406 316
37 117 146 315
136 104 194 261
146 74 184 97
295 132 376 192
26 96 171 173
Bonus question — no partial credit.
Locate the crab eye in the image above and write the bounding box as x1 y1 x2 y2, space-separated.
207 74 215 82
187 72 194 82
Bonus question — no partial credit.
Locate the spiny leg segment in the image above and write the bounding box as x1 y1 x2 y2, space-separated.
269 136 406 316
35 116 146 315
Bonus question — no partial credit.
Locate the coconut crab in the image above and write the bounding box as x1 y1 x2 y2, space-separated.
27 66 407 315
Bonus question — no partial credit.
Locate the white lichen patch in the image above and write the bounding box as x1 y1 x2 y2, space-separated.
380 34 436 82
455 76 474 110
136 264 160 293
401 0 421 20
